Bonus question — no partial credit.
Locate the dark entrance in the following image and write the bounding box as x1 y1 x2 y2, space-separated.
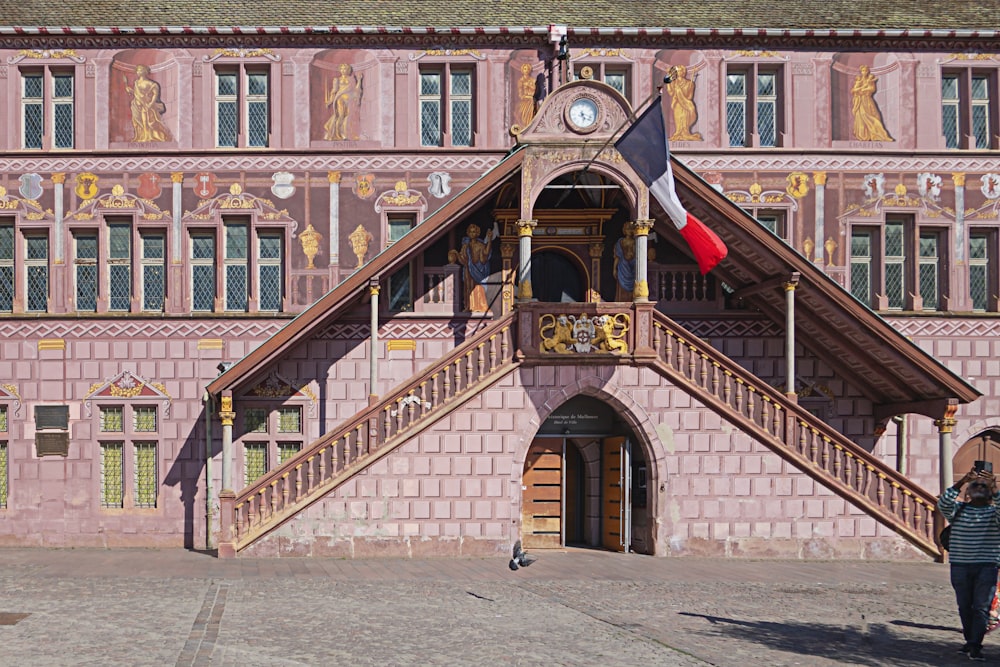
531 250 585 303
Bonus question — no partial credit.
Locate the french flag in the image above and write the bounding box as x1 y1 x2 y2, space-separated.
614 100 728 275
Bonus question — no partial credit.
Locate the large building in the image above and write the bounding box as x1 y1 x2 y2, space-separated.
0 3 998 559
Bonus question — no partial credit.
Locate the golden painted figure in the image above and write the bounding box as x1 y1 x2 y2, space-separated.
516 63 537 129
324 63 363 141
666 65 702 141
851 65 893 142
124 65 171 142
455 223 495 313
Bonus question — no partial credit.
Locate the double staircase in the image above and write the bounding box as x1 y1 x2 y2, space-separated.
218 305 942 559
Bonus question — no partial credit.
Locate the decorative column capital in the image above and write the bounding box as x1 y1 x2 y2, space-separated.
952 172 966 187
329 170 342 184
633 219 654 236
516 219 537 237
50 172 66 184
812 171 827 186
170 172 184 183
369 285 381 297
934 417 957 434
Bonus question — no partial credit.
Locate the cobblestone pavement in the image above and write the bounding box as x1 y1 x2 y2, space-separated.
0 547 988 666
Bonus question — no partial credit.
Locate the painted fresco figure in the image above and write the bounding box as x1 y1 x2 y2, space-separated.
124 65 171 142
325 63 363 141
456 223 495 313
851 65 893 142
666 65 702 141
516 63 537 129
613 222 637 302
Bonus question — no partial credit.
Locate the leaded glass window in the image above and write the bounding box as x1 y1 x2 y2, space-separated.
244 443 267 484
726 72 747 148
141 233 165 312
278 443 301 465
942 75 960 149
756 72 777 147
277 407 301 434
244 408 268 433
74 233 98 312
388 265 413 312
216 70 238 148
247 70 269 147
258 233 282 312
0 442 7 509
973 75 991 149
108 223 131 312
918 232 940 310
850 231 873 305
53 73 74 149
22 72 43 149
0 225 13 312
26 234 48 312
420 65 475 147
884 223 905 309
191 233 216 311
100 407 124 432
216 67 269 148
450 70 472 147
970 233 989 311
134 407 157 432
134 442 157 508
420 71 442 147
101 442 124 508
388 218 412 244
224 223 248 312
0 405 6 433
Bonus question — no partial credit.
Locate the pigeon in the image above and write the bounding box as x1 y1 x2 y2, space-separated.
508 540 537 571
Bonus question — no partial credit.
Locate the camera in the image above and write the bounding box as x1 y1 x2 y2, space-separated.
975 460 993 473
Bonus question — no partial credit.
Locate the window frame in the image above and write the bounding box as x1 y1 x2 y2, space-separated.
24 231 49 313
418 62 477 147
235 402 307 486
969 228 1000 312
725 62 784 148
20 66 75 150
573 61 633 103
214 64 271 149
941 68 998 150
97 403 161 510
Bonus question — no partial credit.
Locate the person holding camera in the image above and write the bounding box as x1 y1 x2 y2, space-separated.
938 462 1000 661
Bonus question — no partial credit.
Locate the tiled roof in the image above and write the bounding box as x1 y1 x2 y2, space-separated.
0 0 997 31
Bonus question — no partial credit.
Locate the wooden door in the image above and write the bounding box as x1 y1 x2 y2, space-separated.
521 438 563 549
602 436 628 552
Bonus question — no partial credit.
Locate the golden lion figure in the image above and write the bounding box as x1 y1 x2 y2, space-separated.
539 314 575 354
594 314 628 353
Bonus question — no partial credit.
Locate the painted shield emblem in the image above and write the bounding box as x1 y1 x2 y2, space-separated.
271 172 295 199
982 173 1000 200
917 172 942 201
75 172 99 200
193 172 217 199
428 171 452 198
137 173 162 200
354 173 375 199
18 173 43 200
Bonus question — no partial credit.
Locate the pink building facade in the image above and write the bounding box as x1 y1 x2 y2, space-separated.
0 6 998 559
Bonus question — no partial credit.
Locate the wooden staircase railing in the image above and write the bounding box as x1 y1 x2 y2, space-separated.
650 310 942 558
218 313 518 556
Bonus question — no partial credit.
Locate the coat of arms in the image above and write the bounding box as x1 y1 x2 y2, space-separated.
271 172 295 199
863 173 885 200
982 173 1000 200
75 172 99 200
18 173 43 201
354 173 375 199
193 172 217 199
917 172 942 201
428 171 453 198
137 173 162 200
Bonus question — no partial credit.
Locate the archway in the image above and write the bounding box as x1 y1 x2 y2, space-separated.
520 395 652 553
953 429 1000 483
530 249 586 303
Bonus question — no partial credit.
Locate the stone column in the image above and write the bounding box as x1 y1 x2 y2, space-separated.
936 416 956 495
516 219 536 301
784 275 800 398
369 282 380 404
812 171 826 265
329 171 341 271
51 173 66 265
633 219 653 302
219 394 235 493
952 172 970 311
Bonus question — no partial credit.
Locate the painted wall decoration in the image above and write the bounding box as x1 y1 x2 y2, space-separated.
193 172 217 199
348 224 374 269
299 223 322 269
324 64 363 141
850 65 893 142
311 51 374 143
137 173 162 200
428 171 453 198
982 173 1000 200
271 172 295 199
124 65 172 142
666 64 703 141
354 173 375 199
863 173 885 200
18 174 42 201
109 53 176 145
917 172 942 201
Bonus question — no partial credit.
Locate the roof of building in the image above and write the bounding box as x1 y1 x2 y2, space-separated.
1 0 997 32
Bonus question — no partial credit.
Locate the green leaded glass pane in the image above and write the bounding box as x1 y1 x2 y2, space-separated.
278 443 301 465
970 235 988 260
919 235 938 258
134 442 157 508
192 235 215 260
973 76 989 100
26 236 47 261
0 442 6 508
76 235 97 260
101 442 124 508
244 443 267 484
757 73 775 96
885 223 904 257
450 71 471 96
942 75 959 100
971 264 987 311
727 73 746 96
277 407 301 434
248 72 268 96
850 261 871 304
109 224 130 259
0 226 13 260
100 407 124 432
259 235 281 259
225 224 248 260
851 233 871 258
134 407 157 432
886 262 905 309
420 72 440 96
0 406 6 432
217 72 237 96
244 408 267 433
919 262 938 310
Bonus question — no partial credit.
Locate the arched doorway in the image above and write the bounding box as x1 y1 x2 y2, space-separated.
530 250 586 303
520 396 652 553
953 429 1000 483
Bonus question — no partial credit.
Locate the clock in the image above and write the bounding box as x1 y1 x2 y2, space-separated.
567 96 600 132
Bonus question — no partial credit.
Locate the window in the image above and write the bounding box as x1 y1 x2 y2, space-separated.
21 69 74 150
224 222 248 311
745 210 787 240
970 231 994 311
387 265 413 312
108 222 131 311
25 233 49 312
237 404 305 485
849 218 947 311
141 232 166 312
215 67 269 148
388 217 413 244
0 224 12 312
575 63 631 101
74 232 98 311
727 65 782 147
420 66 474 147
258 232 283 312
191 232 216 311
942 70 996 149
98 405 159 509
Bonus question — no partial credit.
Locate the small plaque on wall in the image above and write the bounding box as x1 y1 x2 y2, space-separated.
35 432 69 457
34 405 69 430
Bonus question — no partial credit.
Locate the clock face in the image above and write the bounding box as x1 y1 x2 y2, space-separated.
568 97 599 131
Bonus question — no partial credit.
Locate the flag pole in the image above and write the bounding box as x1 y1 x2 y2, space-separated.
553 67 678 208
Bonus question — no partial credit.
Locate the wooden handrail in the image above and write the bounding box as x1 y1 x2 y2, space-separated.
650 309 941 558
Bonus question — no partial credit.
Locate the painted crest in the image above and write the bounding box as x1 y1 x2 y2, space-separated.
354 173 375 199
193 172 217 199
137 173 162 200
428 171 453 198
862 173 885 200
917 172 942 201
982 173 1000 200
75 172 99 200
18 173 43 201
271 172 295 199
786 172 809 199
